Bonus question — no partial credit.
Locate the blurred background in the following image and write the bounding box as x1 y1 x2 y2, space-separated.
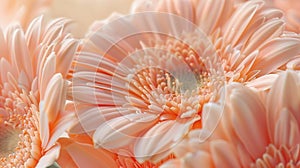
45 0 134 37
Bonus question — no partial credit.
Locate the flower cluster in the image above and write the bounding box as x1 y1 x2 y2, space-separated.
0 0 300 167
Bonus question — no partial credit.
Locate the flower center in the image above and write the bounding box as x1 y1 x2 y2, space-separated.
0 86 42 167
126 67 201 120
0 123 21 158
114 32 224 125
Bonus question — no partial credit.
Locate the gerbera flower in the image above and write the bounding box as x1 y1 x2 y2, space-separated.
69 0 300 165
70 11 225 164
0 0 52 28
162 70 300 168
0 16 77 167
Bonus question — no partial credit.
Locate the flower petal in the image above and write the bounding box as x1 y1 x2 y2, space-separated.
160 159 184 168
10 27 34 81
242 19 284 55
0 28 9 61
223 0 264 46
287 57 300 70
43 73 66 123
56 38 78 77
134 118 199 163
36 145 60 168
230 85 269 159
195 0 229 34
46 112 75 151
25 16 43 54
210 140 240 168
70 107 133 134
267 71 300 138
39 101 50 149
39 52 56 99
274 108 300 147
0 58 15 83
185 151 214 168
246 74 278 91
201 102 223 141
57 138 118 168
93 113 157 149
254 38 300 76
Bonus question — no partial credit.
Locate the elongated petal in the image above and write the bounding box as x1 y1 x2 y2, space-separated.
25 16 43 55
230 86 268 159
11 28 34 82
246 74 278 91
201 102 223 141
242 19 284 55
46 112 75 151
223 0 264 46
267 71 300 137
254 38 300 76
93 113 157 149
43 73 66 123
70 85 126 105
0 58 15 83
185 151 214 168
39 101 50 149
134 118 199 163
70 107 133 134
195 0 228 34
210 140 240 168
56 39 78 77
274 108 300 147
57 138 118 168
36 145 60 168
39 52 56 99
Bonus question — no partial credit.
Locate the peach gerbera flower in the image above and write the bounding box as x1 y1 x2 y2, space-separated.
70 10 225 165
68 0 300 165
162 70 300 168
0 0 52 28
0 16 77 167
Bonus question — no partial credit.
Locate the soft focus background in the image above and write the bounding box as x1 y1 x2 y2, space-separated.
45 0 134 37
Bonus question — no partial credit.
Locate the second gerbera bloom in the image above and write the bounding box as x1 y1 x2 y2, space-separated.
68 0 300 165
0 16 78 167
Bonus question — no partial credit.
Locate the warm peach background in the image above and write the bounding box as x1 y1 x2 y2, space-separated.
45 0 134 37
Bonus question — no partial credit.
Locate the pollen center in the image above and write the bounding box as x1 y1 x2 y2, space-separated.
0 124 21 158
109 31 225 126
0 88 42 167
